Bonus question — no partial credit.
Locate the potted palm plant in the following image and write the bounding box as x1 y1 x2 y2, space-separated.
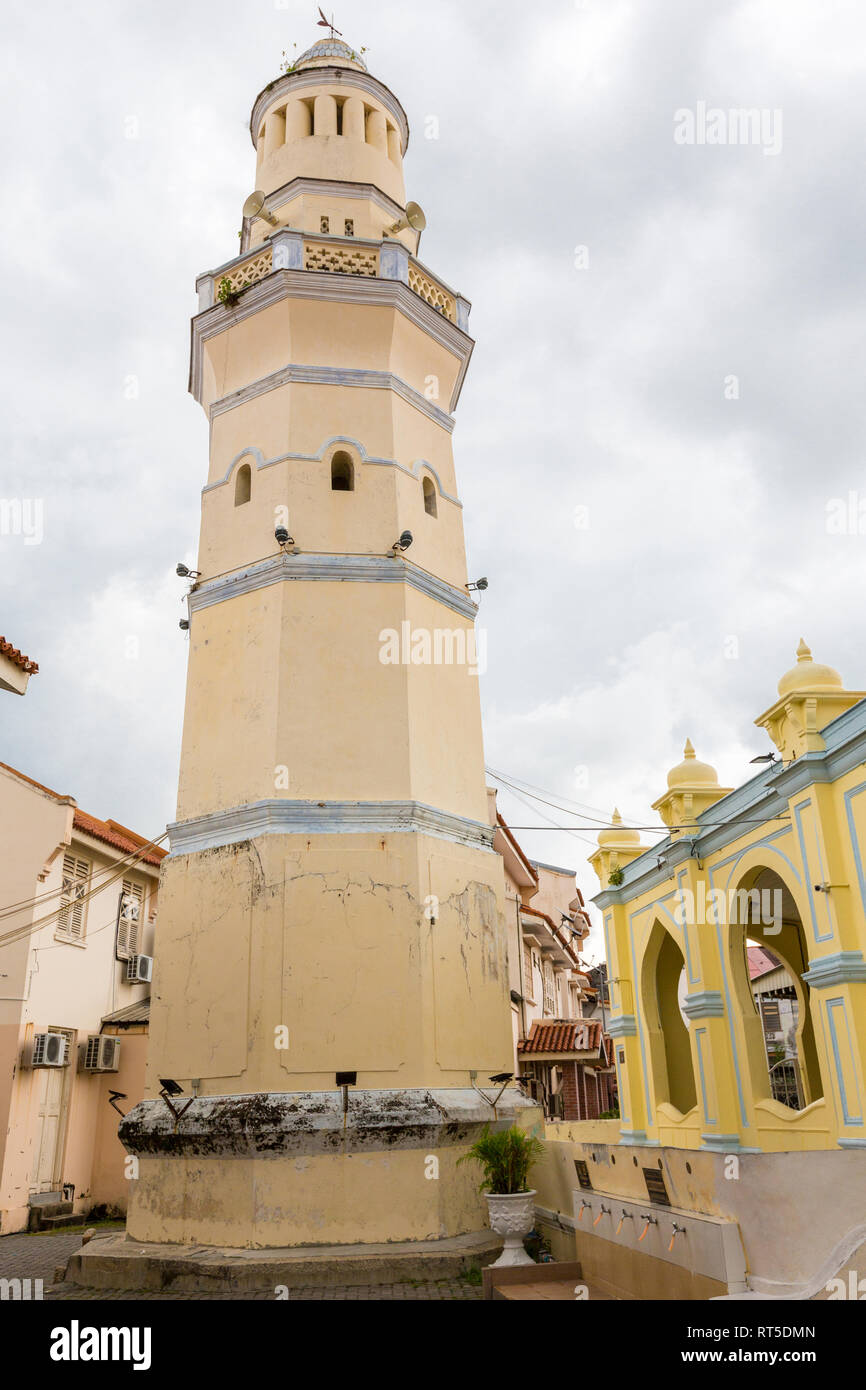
459 1125 545 1266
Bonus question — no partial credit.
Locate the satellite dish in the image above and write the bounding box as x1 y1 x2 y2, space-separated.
242 190 277 225
386 200 427 237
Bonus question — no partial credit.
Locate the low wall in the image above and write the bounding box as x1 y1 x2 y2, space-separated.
534 1122 866 1298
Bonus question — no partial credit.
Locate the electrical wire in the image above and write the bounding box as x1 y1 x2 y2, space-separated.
0 832 168 920
487 764 644 828
0 838 166 950
494 781 599 851
486 767 789 832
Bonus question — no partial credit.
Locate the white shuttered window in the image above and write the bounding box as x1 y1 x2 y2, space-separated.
57 855 90 941
116 881 143 960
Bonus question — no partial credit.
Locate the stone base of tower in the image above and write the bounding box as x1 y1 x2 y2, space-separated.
64 1229 504 1293
69 1088 538 1287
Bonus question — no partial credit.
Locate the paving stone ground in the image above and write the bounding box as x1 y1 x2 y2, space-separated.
0 1230 482 1301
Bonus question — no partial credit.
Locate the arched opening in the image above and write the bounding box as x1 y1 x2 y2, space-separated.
234 463 251 506
422 476 437 517
642 920 697 1116
331 452 354 492
729 867 824 1110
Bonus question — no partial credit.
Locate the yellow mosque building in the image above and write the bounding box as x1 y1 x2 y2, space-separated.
73 33 534 1285
531 643 866 1299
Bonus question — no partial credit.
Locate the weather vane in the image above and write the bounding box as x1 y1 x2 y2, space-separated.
317 7 342 39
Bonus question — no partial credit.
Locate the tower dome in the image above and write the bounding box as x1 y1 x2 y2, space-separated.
597 808 641 848
295 36 367 72
666 739 719 788
777 639 843 697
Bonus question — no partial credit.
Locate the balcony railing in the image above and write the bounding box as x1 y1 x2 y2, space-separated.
198 232 464 328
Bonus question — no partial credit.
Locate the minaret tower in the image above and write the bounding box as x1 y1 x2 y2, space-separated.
120 35 525 1262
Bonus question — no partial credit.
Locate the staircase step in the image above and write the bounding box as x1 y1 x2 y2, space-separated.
40 1213 84 1230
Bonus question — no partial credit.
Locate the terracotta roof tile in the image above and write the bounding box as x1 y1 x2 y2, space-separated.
518 1018 605 1055
0 637 38 673
73 810 167 866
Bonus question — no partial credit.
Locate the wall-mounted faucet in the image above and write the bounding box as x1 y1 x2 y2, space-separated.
593 1203 611 1227
668 1221 685 1253
616 1209 635 1236
578 1199 592 1222
638 1213 658 1242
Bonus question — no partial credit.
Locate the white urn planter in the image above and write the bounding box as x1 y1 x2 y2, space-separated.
485 1189 537 1266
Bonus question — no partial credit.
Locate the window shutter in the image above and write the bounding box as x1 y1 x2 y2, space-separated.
543 959 556 1014
58 855 89 940
523 943 534 999
117 881 143 960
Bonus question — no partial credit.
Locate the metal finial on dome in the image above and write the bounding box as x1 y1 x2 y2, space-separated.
316 7 342 40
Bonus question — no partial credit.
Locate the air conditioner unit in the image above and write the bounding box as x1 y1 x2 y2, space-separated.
84 1035 121 1073
126 954 153 984
32 1033 69 1068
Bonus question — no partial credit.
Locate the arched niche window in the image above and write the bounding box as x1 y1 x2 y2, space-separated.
423 476 437 517
331 451 354 492
234 463 252 507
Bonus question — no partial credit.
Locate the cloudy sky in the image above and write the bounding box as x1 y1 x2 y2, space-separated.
2 0 864 955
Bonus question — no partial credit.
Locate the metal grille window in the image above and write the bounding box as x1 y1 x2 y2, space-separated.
57 855 90 941
116 881 143 961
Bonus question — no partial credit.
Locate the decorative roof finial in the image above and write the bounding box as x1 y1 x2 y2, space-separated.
317 6 342 39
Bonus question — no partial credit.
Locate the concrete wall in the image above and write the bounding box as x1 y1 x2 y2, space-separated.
534 1123 866 1297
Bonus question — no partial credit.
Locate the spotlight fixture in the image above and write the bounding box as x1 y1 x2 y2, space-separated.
158 1077 194 1122
470 1070 514 1109
391 530 413 554
749 752 779 765
656 855 665 871
335 1071 357 1122
242 189 278 226
107 1089 127 1118
275 525 298 552
176 562 201 579
467 577 488 592
385 200 427 237
179 619 189 631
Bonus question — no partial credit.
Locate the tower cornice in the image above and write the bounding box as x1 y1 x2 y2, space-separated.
250 65 410 155
189 268 474 413
187 551 479 622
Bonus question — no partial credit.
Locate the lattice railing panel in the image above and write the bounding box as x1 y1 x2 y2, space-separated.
407 264 456 321
304 241 378 277
217 249 273 298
